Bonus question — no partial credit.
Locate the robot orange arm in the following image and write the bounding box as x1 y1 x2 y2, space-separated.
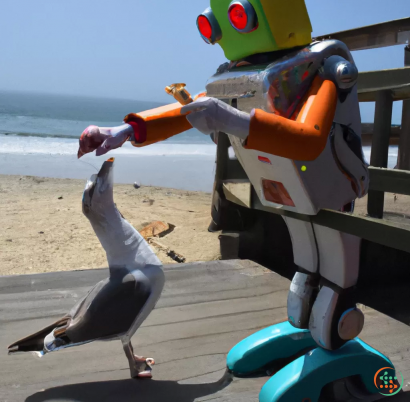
244 77 337 161
77 91 206 157
123 93 206 147
123 102 192 147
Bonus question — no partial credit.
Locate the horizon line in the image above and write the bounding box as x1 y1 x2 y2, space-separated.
0 88 166 105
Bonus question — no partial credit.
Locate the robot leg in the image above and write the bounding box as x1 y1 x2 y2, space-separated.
260 226 395 402
227 217 319 376
309 225 364 350
284 217 320 329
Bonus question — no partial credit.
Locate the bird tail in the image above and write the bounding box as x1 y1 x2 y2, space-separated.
8 317 69 355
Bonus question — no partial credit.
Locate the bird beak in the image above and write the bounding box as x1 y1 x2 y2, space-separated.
95 157 115 196
77 148 84 159
97 158 115 180
82 158 115 211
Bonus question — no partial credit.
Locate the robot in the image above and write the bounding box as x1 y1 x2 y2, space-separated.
78 1 398 400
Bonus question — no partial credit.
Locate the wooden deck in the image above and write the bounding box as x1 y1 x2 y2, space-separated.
1 260 410 401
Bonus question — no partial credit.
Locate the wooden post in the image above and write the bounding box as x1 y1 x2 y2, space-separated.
208 129 231 231
398 45 410 170
214 131 230 183
367 90 393 218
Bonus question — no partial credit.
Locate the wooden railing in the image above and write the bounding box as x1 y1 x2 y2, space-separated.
314 17 410 51
361 124 400 146
318 18 410 219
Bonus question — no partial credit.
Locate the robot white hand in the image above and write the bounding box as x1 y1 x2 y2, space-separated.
181 97 250 140
78 124 133 158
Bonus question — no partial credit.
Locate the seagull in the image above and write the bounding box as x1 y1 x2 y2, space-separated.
8 158 165 379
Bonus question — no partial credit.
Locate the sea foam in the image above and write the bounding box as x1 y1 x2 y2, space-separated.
0 134 217 157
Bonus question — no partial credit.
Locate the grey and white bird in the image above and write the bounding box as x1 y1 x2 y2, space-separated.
8 158 165 379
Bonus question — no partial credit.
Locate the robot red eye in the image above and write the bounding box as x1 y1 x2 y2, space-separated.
228 0 258 33
197 8 222 44
198 16 212 40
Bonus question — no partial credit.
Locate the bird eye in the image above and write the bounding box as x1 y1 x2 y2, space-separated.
228 0 258 33
197 8 222 44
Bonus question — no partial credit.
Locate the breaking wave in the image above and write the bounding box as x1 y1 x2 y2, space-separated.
0 134 216 157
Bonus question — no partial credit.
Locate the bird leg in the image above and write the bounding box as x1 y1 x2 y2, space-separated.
122 339 155 379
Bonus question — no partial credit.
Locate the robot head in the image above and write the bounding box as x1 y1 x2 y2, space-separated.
197 0 312 61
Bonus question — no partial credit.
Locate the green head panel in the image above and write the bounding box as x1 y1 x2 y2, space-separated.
209 0 312 61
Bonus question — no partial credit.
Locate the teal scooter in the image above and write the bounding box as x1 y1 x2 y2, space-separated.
227 321 399 401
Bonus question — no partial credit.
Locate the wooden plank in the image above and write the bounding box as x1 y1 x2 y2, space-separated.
369 167 410 195
361 123 400 146
399 99 410 168
313 209 410 254
368 90 393 218
0 261 280 402
209 131 230 231
215 132 230 181
251 191 410 253
358 84 410 102
358 67 410 102
0 261 409 401
314 17 410 51
210 182 410 252
218 232 240 260
398 46 410 170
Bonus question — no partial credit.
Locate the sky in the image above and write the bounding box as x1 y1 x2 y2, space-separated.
0 0 409 122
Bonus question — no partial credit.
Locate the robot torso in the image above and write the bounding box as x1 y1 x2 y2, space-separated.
206 40 367 215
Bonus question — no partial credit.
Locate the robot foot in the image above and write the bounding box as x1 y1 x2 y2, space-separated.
227 321 317 377
259 338 397 402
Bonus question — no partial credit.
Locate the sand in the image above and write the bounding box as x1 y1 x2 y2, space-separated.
354 193 410 227
1 174 409 277
0 175 221 276
0 152 216 192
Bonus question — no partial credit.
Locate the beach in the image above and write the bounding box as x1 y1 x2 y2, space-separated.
0 174 221 276
2 172 409 277
0 147 217 192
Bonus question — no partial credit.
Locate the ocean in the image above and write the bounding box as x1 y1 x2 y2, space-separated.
0 91 398 191
0 90 215 148
0 91 217 191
